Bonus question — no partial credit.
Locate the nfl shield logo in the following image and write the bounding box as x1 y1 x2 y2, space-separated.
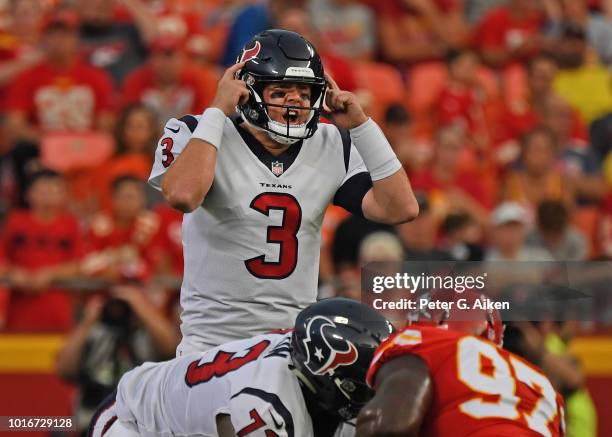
271 161 284 176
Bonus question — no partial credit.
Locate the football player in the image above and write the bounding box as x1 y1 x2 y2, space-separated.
356 290 565 437
89 297 395 437
149 29 418 354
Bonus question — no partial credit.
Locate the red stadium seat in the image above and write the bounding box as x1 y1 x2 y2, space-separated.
407 62 448 116
353 61 407 123
40 131 114 172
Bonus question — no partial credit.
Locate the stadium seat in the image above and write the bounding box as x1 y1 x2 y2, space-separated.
40 131 115 172
353 61 407 123
407 62 448 116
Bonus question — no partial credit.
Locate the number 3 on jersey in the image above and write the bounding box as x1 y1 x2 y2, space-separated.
245 193 302 280
161 137 174 168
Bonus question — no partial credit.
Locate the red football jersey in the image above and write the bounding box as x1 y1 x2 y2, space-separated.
6 59 114 131
85 211 161 281
0 210 83 332
367 326 565 437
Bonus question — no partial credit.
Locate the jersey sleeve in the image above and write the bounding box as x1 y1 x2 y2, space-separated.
148 115 199 191
332 128 372 216
366 326 456 387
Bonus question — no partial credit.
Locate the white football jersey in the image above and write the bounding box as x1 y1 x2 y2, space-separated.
114 332 312 436
150 115 371 352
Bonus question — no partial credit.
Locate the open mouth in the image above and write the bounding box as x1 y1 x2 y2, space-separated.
283 109 300 124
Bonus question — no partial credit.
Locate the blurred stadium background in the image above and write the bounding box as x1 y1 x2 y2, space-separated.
0 0 611 436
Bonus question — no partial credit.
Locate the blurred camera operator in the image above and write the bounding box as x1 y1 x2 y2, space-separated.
56 284 179 436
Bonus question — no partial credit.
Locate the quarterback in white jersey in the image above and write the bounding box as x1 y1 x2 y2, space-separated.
153 30 418 352
89 298 395 437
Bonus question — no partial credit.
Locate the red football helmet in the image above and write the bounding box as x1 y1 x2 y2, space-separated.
407 289 504 346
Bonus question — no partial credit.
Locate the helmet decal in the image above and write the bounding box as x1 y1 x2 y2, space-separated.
285 66 315 78
240 40 261 63
303 316 358 376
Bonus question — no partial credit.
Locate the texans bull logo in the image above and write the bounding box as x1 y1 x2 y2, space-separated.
303 316 358 375
240 41 261 63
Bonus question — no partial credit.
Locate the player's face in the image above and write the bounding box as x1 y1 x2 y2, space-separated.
262 83 312 126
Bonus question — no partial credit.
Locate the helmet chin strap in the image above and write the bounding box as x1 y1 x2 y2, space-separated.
239 108 302 145
268 132 301 145
265 104 316 145
292 368 318 394
267 122 304 145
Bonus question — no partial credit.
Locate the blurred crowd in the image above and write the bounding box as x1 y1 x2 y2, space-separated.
0 0 610 434
1 0 612 331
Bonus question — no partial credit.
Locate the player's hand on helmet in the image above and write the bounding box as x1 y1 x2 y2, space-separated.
324 73 368 129
211 62 250 116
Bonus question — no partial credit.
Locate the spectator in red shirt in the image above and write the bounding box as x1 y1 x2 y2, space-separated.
0 169 83 332
474 0 549 68
506 54 588 140
5 8 116 144
3 8 116 208
376 0 470 66
0 0 46 114
410 124 493 225
82 175 161 284
122 36 215 125
436 49 495 151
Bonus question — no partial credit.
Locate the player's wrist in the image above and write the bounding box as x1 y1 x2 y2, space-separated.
349 118 402 181
192 107 227 150
348 113 369 129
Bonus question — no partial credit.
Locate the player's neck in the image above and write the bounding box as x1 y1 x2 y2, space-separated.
243 123 291 156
